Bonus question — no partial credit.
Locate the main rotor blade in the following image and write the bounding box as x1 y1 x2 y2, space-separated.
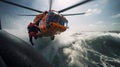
62 13 85 16
58 0 93 13
17 14 37 16
49 0 53 11
0 0 43 13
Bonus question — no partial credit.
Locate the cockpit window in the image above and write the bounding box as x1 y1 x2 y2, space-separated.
59 17 68 26
46 12 68 26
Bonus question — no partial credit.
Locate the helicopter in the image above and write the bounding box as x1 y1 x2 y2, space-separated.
0 0 93 40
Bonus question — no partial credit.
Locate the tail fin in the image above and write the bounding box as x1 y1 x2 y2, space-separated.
0 18 2 30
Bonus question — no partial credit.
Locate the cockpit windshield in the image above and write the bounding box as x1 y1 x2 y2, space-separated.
46 11 68 26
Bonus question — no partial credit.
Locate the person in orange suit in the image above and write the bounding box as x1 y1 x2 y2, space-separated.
27 22 40 45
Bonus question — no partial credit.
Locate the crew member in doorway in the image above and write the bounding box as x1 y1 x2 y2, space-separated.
27 22 40 45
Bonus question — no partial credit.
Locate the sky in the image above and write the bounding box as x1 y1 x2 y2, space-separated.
0 0 120 37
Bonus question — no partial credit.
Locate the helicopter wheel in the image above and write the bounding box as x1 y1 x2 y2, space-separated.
50 36 55 40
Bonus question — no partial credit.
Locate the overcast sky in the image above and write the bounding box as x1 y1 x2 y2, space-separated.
0 0 120 34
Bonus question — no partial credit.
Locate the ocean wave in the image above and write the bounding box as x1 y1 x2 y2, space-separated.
35 32 120 67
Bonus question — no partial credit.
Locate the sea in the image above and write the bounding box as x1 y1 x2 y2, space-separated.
32 31 120 67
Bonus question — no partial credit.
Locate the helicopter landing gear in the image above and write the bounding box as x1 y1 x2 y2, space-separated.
50 36 55 40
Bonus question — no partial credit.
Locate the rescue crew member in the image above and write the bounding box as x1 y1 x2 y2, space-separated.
27 22 40 45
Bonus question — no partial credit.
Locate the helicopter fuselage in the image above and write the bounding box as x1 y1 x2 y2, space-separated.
34 11 68 38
